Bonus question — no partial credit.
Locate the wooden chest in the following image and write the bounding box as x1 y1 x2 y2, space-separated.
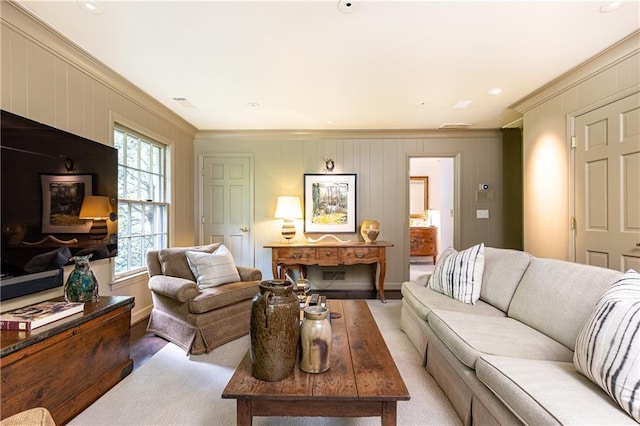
1 296 135 425
410 226 438 262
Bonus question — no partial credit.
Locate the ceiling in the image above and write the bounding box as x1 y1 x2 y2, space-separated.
15 1 640 131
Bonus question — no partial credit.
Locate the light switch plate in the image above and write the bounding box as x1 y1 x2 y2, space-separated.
476 209 489 219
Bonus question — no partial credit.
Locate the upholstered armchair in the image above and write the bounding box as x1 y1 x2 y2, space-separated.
146 244 262 355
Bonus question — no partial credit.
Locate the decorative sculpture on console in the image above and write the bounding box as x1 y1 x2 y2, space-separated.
307 234 350 244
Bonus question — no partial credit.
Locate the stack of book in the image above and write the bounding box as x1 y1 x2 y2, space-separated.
0 301 85 331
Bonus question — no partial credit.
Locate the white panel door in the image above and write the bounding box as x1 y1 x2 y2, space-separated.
574 93 640 271
201 155 254 267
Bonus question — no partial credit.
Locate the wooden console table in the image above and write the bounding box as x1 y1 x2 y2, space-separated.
264 241 393 302
1 296 135 424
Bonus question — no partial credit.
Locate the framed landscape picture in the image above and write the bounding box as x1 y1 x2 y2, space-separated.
304 173 357 233
41 174 93 233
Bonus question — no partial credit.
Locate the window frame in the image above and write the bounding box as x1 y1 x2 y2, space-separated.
113 123 170 279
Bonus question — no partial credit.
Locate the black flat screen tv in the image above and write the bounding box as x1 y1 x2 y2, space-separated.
1 110 118 301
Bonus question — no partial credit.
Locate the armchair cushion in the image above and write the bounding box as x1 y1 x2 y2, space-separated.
185 245 240 288
0 408 55 426
190 280 260 313
158 243 221 280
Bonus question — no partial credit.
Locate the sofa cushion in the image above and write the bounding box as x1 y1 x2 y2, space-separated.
508 258 623 350
480 247 532 312
189 280 259 313
185 245 241 288
428 243 485 304
476 355 637 425
158 244 221 281
574 270 640 423
401 281 505 322
428 310 574 369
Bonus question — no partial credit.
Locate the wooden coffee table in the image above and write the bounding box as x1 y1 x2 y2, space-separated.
222 300 410 425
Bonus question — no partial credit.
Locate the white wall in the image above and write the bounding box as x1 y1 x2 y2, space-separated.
0 2 197 321
194 131 507 290
514 31 639 260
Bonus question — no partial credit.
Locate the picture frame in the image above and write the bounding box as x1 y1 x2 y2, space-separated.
41 174 93 233
409 176 429 218
304 173 357 233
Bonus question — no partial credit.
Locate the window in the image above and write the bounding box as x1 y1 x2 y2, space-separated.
114 127 168 277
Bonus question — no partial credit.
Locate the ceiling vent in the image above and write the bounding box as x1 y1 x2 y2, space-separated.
439 123 472 129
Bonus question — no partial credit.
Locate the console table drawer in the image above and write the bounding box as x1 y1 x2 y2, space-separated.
341 247 379 263
274 248 315 262
317 248 339 262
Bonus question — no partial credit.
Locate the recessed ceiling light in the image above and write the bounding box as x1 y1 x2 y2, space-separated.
172 97 196 108
77 0 103 15
599 1 622 13
337 0 358 14
453 100 473 109
488 88 502 95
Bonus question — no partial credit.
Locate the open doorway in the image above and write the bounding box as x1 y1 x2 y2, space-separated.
409 157 455 281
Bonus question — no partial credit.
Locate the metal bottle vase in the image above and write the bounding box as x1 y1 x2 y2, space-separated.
250 280 300 381
299 306 332 373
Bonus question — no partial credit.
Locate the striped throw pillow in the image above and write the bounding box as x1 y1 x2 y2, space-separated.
574 270 640 422
185 245 241 288
428 243 485 305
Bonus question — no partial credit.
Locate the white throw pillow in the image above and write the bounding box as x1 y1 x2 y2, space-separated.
428 243 485 304
574 270 640 423
185 245 241 288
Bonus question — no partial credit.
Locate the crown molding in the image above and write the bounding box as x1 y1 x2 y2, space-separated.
195 128 502 141
1 0 197 137
510 30 640 114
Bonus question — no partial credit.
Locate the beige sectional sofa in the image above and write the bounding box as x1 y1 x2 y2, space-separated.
400 246 637 425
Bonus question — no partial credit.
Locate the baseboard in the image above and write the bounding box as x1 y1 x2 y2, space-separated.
131 304 153 326
311 289 401 300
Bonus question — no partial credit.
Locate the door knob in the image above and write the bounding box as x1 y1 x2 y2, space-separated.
239 227 249 232
636 243 640 247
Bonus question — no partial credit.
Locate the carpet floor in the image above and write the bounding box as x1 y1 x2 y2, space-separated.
70 300 461 426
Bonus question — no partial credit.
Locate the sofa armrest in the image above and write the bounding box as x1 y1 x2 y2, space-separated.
415 273 432 287
236 266 262 282
148 275 200 302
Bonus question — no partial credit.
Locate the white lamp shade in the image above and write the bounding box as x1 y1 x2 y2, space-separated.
274 196 303 219
79 196 112 219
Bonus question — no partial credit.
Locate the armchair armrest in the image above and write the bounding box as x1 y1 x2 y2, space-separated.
148 275 200 302
236 266 262 282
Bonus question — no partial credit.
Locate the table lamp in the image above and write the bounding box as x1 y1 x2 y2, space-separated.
79 196 112 241
274 196 303 241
